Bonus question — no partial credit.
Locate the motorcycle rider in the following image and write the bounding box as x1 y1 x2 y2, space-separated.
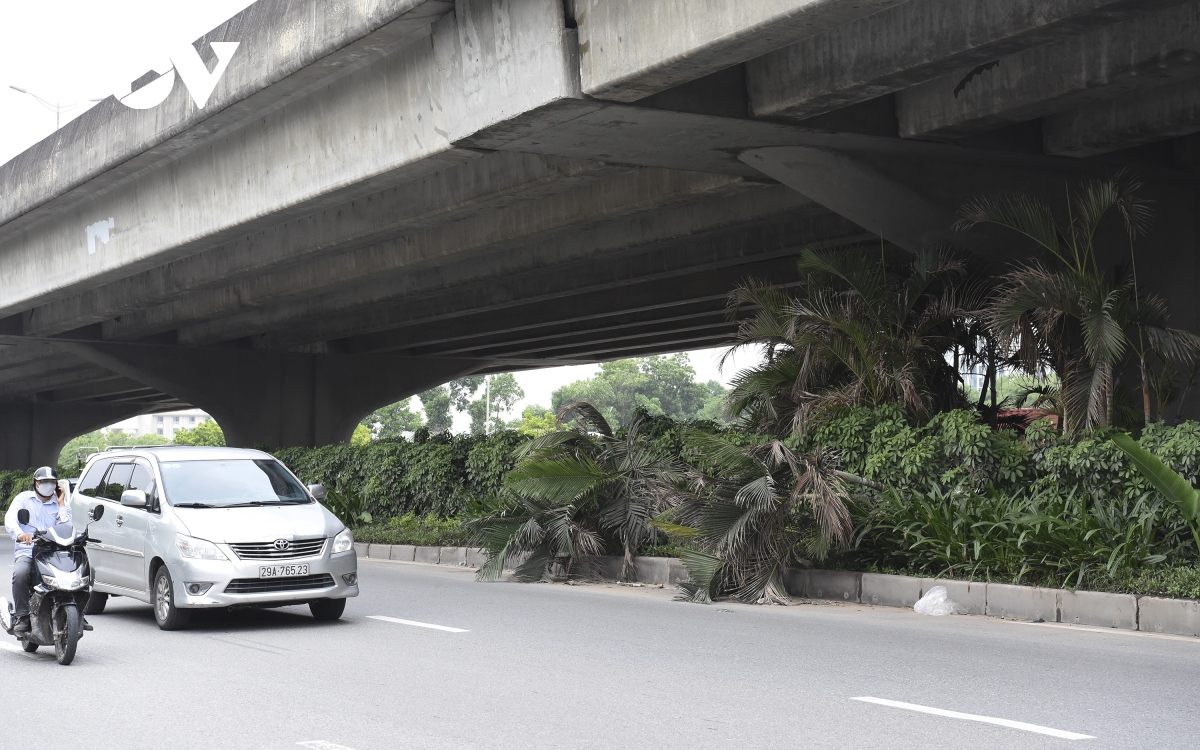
4 467 71 635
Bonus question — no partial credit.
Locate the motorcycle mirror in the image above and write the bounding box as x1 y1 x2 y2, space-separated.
16 509 29 526
90 504 105 522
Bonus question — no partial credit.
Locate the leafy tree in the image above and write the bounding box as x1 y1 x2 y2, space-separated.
724 247 982 438
659 432 855 603
472 403 684 582
551 355 723 428
961 174 1200 431
351 423 372 445
172 419 225 446
466 374 524 434
361 398 423 439
513 405 557 437
418 386 453 433
58 429 169 472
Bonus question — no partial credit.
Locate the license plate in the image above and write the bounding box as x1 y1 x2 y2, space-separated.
259 564 309 578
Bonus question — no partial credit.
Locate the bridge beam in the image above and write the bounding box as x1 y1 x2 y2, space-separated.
897 1 1200 141
1044 77 1200 156
58 342 489 451
747 0 1172 121
0 401 154 471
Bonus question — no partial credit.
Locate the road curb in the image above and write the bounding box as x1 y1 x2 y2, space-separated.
355 545 1198 636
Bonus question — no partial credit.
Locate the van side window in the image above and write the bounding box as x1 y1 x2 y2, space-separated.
77 459 114 498
97 463 134 502
128 461 158 512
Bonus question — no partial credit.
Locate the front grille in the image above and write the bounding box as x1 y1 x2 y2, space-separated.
224 574 336 594
229 538 326 560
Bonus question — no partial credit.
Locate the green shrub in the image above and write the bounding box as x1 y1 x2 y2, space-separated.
353 513 470 547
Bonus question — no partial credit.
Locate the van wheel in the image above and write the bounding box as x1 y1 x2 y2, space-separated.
153 567 191 631
84 592 108 615
309 598 346 621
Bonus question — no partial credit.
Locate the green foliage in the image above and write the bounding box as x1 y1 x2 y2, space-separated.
275 430 525 520
354 513 470 547
351 424 372 446
472 403 684 583
1111 433 1200 554
513 405 557 437
419 386 454 433
0 470 33 506
551 354 726 428
57 430 169 474
172 420 226 446
361 398 423 439
323 487 374 527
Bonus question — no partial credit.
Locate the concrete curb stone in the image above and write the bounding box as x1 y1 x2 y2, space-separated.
439 547 468 566
1138 596 1200 636
985 583 1058 622
782 568 808 597
1060 589 1137 630
633 556 671 584
808 570 861 602
413 546 440 564
862 573 924 608
667 558 691 585
367 543 392 560
465 548 487 569
390 544 416 562
352 542 368 557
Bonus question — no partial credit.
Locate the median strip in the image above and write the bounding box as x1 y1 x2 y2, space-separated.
367 615 469 633
851 697 1095 740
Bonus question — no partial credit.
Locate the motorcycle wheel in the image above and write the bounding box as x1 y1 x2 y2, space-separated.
54 604 81 666
21 641 38 653
84 592 108 615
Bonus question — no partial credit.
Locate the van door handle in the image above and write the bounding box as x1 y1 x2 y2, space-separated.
116 516 124 527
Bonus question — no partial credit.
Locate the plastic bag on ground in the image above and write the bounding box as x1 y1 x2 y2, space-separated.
913 585 966 616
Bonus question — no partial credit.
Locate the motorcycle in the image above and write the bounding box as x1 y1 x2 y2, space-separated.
1 504 104 665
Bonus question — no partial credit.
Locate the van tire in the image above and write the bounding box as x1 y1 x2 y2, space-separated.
309 598 346 621
84 592 108 615
153 566 191 631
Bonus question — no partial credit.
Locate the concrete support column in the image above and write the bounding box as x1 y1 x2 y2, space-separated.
0 401 153 470
59 343 489 450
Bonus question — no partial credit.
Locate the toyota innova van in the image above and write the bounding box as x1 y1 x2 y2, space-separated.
70 446 358 630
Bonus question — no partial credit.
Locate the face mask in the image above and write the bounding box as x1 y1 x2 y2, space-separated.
36 481 56 497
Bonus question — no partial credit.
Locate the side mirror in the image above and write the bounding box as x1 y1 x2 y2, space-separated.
89 505 105 522
308 484 327 501
16 509 29 525
120 489 148 508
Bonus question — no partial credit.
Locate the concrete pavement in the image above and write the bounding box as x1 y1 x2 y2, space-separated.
1 541 1198 749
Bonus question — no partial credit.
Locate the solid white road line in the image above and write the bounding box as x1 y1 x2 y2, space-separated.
367 615 469 633
297 742 357 750
851 697 1095 741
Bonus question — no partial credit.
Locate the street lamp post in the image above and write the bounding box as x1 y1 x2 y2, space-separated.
8 85 102 130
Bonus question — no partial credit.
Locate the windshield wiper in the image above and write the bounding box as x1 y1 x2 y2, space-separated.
173 502 216 509
221 500 309 508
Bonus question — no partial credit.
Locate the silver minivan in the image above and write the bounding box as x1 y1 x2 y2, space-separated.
70 446 358 630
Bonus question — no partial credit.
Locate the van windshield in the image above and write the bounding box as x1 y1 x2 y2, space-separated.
159 459 312 507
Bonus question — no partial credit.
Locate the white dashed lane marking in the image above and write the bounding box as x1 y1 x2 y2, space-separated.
367 615 469 633
297 741 357 749
851 697 1095 741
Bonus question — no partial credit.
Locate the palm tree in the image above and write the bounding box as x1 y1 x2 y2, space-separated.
958 175 1200 431
656 431 857 604
723 246 987 437
471 403 684 583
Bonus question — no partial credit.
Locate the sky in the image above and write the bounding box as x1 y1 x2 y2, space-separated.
1 1 764 434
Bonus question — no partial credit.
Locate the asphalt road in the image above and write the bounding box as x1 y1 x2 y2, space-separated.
1 537 1198 750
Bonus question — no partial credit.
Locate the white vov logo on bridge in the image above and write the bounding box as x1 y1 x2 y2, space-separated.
117 41 240 110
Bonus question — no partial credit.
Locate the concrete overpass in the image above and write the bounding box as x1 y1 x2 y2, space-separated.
2 0 1199 468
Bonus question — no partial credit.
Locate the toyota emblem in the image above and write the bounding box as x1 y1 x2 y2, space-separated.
273 539 291 551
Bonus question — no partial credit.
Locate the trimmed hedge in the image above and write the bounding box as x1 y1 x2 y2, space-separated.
274 430 525 520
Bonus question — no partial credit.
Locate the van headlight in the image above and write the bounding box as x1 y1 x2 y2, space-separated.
332 528 354 554
175 534 227 560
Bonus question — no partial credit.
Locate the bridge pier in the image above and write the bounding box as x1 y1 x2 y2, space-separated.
58 342 488 451
0 401 154 471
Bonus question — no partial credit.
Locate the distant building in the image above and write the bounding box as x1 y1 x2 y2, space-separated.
107 408 213 441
